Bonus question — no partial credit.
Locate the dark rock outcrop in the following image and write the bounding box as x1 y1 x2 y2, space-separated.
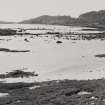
0 70 38 78
56 41 63 44
0 48 30 53
0 29 16 36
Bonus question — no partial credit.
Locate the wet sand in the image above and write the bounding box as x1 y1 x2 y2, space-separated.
0 24 104 104
0 24 104 82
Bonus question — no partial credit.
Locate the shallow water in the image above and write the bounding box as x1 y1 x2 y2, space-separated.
0 24 104 82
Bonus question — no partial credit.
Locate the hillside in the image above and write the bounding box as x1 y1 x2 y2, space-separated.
0 21 14 24
0 10 104 27
19 10 105 27
78 10 105 27
20 15 76 26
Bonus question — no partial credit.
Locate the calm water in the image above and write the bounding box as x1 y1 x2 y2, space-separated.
0 24 104 82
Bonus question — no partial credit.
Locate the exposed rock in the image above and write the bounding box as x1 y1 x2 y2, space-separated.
24 38 29 42
0 29 16 36
56 41 63 44
0 70 38 78
95 54 105 58
0 48 30 53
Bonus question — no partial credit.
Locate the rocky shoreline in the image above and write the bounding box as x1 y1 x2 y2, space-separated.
0 79 105 105
1 27 105 41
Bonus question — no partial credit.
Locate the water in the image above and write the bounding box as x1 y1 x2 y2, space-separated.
0 24 104 82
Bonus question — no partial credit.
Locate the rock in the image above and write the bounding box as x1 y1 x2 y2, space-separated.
0 48 30 53
95 54 105 58
0 70 38 79
56 41 63 44
0 29 16 36
24 38 29 42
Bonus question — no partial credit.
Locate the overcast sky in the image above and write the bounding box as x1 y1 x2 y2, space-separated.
0 0 105 22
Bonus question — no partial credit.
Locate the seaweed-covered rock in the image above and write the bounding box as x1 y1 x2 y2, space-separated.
56 41 63 44
0 70 38 79
24 38 29 42
0 29 16 36
0 48 30 53
95 54 105 58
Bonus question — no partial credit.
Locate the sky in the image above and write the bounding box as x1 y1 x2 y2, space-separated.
0 0 105 22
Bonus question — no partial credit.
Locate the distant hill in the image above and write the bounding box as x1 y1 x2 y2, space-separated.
77 10 105 27
0 21 14 24
0 10 105 27
20 15 76 26
19 10 105 27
